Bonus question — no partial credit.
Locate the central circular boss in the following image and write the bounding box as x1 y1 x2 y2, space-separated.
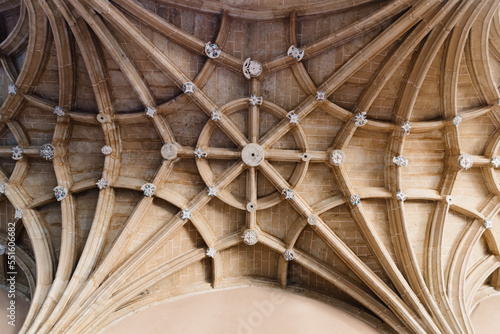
195 99 309 211
241 143 265 166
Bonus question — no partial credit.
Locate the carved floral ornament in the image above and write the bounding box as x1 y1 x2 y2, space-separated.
206 248 216 258
282 188 295 200
286 110 299 124
53 106 64 116
15 209 23 220
12 146 23 160
458 154 473 170
182 82 195 94
0 184 5 194
249 95 263 106
453 115 463 126
242 58 262 79
484 219 493 229
287 45 304 61
144 106 156 118
491 157 500 168
315 91 326 101
393 156 408 167
330 150 345 166
181 209 192 220
101 145 112 155
397 190 407 202
40 144 55 160
96 178 109 190
54 186 68 201
350 194 361 205
207 186 218 197
284 249 294 261
204 42 221 58
194 147 207 158
401 121 412 135
354 112 367 127
8 84 16 95
211 110 222 121
140 183 156 197
242 229 259 245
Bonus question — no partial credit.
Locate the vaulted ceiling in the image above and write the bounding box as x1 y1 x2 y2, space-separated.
1 0 500 333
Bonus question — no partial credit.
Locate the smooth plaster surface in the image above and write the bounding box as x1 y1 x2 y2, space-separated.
471 294 500 334
102 286 382 334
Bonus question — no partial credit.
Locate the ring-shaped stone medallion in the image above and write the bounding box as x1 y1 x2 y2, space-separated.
195 98 310 211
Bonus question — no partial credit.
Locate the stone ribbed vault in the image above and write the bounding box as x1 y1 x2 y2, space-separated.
1 0 500 333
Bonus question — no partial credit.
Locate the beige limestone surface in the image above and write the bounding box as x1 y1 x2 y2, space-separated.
471 295 500 334
1 0 500 333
